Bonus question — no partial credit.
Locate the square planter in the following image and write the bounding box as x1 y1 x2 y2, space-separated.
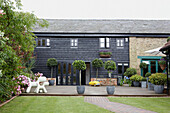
141 81 147 88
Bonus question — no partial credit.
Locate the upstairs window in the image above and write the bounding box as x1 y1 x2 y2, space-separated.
100 37 110 48
117 39 124 47
37 38 50 47
71 38 78 47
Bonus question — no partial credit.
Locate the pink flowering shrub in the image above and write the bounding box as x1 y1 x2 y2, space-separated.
31 72 43 82
13 75 29 95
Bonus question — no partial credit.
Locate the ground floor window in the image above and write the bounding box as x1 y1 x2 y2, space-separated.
117 63 129 77
138 56 165 77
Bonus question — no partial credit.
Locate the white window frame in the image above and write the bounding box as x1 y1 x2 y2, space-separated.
70 38 78 48
36 38 50 47
117 39 124 47
100 37 110 48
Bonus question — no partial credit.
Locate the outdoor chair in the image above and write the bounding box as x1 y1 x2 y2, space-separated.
26 78 37 93
35 77 49 93
26 77 49 93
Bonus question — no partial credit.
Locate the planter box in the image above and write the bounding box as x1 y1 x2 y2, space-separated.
100 54 111 58
141 81 147 88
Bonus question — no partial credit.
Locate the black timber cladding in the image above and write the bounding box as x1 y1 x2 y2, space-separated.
33 36 129 78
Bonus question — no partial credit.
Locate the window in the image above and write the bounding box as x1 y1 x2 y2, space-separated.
117 39 124 47
71 38 78 47
117 63 129 75
36 38 50 47
100 37 110 48
118 63 122 74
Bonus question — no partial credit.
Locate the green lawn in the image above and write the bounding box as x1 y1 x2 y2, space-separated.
0 96 112 113
108 97 170 113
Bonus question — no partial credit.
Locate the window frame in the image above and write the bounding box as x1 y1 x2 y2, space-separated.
117 38 124 48
36 38 50 47
70 38 78 48
99 37 110 49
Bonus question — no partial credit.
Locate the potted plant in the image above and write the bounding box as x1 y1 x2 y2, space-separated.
72 60 86 94
47 58 58 85
99 50 112 58
124 68 137 77
149 73 166 94
130 75 143 87
104 60 116 95
139 62 147 69
141 77 147 88
145 72 153 90
158 58 166 70
92 58 103 81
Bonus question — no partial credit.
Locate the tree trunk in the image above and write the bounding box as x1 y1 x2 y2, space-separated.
96 68 98 81
109 71 111 85
51 67 53 78
79 70 81 86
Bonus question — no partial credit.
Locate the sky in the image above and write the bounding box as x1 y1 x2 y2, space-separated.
21 0 170 20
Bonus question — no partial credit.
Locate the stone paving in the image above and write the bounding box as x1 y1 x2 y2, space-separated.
84 96 157 113
28 86 166 96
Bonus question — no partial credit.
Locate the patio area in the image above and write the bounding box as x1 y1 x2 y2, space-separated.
21 86 168 96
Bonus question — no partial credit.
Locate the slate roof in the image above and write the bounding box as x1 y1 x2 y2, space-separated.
33 19 170 33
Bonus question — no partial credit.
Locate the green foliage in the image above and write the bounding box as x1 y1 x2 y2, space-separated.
72 60 86 71
120 79 123 86
158 60 166 65
124 68 137 77
0 0 48 103
104 60 116 72
23 58 36 75
149 73 167 85
92 58 103 68
130 75 143 82
47 58 58 67
128 80 132 86
139 62 147 69
145 72 151 77
141 77 147 81
167 37 170 42
47 58 57 78
99 52 112 55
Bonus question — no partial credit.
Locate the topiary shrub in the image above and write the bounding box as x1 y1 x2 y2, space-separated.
92 58 103 80
72 60 86 86
145 72 151 77
139 62 147 69
124 68 137 77
47 58 58 78
104 60 116 85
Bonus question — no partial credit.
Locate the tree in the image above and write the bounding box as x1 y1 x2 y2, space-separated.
0 0 48 102
124 68 137 77
47 58 58 78
104 60 116 85
92 58 103 81
72 60 86 86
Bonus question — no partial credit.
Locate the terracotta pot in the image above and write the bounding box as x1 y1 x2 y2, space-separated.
160 64 166 70
100 54 111 58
